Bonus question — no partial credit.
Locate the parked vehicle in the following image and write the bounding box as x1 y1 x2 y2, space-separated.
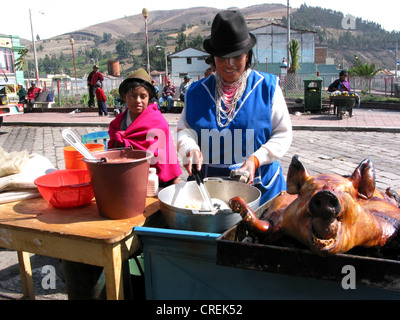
0 35 24 128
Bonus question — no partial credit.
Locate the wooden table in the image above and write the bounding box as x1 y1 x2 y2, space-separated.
0 197 160 300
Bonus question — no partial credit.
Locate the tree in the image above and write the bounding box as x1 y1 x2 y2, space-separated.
40 54 62 74
288 38 301 73
175 32 187 52
349 61 382 93
116 39 134 59
187 35 204 51
102 32 112 43
15 48 29 72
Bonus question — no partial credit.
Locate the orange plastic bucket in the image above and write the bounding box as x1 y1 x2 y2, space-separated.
63 143 105 170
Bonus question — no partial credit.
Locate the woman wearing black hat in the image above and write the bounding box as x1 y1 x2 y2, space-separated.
328 70 360 108
177 10 292 205
328 70 351 93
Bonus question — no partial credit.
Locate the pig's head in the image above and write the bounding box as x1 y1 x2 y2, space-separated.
286 155 377 255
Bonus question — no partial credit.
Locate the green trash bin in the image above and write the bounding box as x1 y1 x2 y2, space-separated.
304 75 323 112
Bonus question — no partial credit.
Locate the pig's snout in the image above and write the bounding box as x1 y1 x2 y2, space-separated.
309 190 341 220
309 191 341 240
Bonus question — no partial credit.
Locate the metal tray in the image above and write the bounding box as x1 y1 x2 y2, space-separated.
216 216 400 292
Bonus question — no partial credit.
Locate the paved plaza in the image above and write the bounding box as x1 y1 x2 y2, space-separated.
1 108 400 191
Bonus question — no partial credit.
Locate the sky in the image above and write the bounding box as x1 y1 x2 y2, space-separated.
2 0 399 40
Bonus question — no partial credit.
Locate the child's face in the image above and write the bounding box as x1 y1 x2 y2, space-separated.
125 86 150 118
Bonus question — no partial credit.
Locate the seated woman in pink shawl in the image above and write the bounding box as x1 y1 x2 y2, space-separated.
108 68 182 187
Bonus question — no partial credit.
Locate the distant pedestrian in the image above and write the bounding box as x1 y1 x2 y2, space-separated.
179 75 191 102
17 83 26 102
95 81 108 116
158 79 176 112
87 65 104 108
26 81 42 112
151 78 159 99
204 56 216 78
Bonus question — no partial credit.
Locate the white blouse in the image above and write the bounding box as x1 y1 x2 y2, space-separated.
177 77 293 166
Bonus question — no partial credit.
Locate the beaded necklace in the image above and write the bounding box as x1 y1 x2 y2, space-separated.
215 69 250 127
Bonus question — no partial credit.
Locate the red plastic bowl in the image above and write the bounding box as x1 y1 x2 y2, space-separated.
34 169 94 208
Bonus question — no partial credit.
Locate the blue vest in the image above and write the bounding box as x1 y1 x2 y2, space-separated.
185 70 286 204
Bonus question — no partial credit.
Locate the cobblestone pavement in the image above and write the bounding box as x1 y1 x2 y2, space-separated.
1 125 399 191
1 110 400 299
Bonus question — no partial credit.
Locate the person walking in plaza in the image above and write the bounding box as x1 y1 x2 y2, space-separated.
177 10 292 205
26 81 42 112
87 65 104 108
108 68 182 187
179 75 191 102
95 81 109 116
158 79 176 112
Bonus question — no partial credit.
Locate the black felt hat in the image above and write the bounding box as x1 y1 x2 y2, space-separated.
203 10 256 58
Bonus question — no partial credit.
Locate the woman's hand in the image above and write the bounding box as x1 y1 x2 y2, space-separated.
237 158 256 185
184 149 203 176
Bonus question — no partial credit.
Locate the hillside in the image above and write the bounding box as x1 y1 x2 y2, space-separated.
23 4 289 77
285 5 400 69
22 4 399 78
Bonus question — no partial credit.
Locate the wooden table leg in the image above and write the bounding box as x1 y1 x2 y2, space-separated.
17 251 35 300
103 243 124 300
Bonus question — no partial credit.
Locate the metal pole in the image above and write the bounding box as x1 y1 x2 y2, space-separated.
287 0 290 69
29 9 40 84
165 49 168 81
156 45 168 84
142 8 150 75
145 18 150 75
70 38 78 93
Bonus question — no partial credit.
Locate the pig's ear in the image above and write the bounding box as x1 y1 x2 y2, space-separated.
286 155 310 194
350 158 375 199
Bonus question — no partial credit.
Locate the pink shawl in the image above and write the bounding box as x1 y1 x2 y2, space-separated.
108 103 182 183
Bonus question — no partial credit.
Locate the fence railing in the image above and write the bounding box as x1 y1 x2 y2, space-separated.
279 74 399 98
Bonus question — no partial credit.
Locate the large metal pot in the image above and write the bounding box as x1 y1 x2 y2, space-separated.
157 179 261 233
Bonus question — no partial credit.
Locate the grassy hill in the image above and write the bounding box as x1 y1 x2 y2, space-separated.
21 4 399 79
22 4 288 78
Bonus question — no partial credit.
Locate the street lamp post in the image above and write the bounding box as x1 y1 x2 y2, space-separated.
142 8 150 75
156 45 168 85
70 38 78 93
29 9 40 84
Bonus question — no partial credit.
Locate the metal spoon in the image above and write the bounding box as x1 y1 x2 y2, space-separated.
62 129 103 162
191 165 217 212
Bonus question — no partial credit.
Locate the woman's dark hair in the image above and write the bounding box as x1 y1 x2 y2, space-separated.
210 49 254 70
119 80 157 103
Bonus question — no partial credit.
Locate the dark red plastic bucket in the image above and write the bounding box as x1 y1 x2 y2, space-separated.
84 148 153 219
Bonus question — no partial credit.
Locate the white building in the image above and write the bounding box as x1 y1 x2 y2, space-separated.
169 48 210 86
251 23 316 65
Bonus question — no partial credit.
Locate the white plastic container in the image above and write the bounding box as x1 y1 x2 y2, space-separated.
147 167 159 197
